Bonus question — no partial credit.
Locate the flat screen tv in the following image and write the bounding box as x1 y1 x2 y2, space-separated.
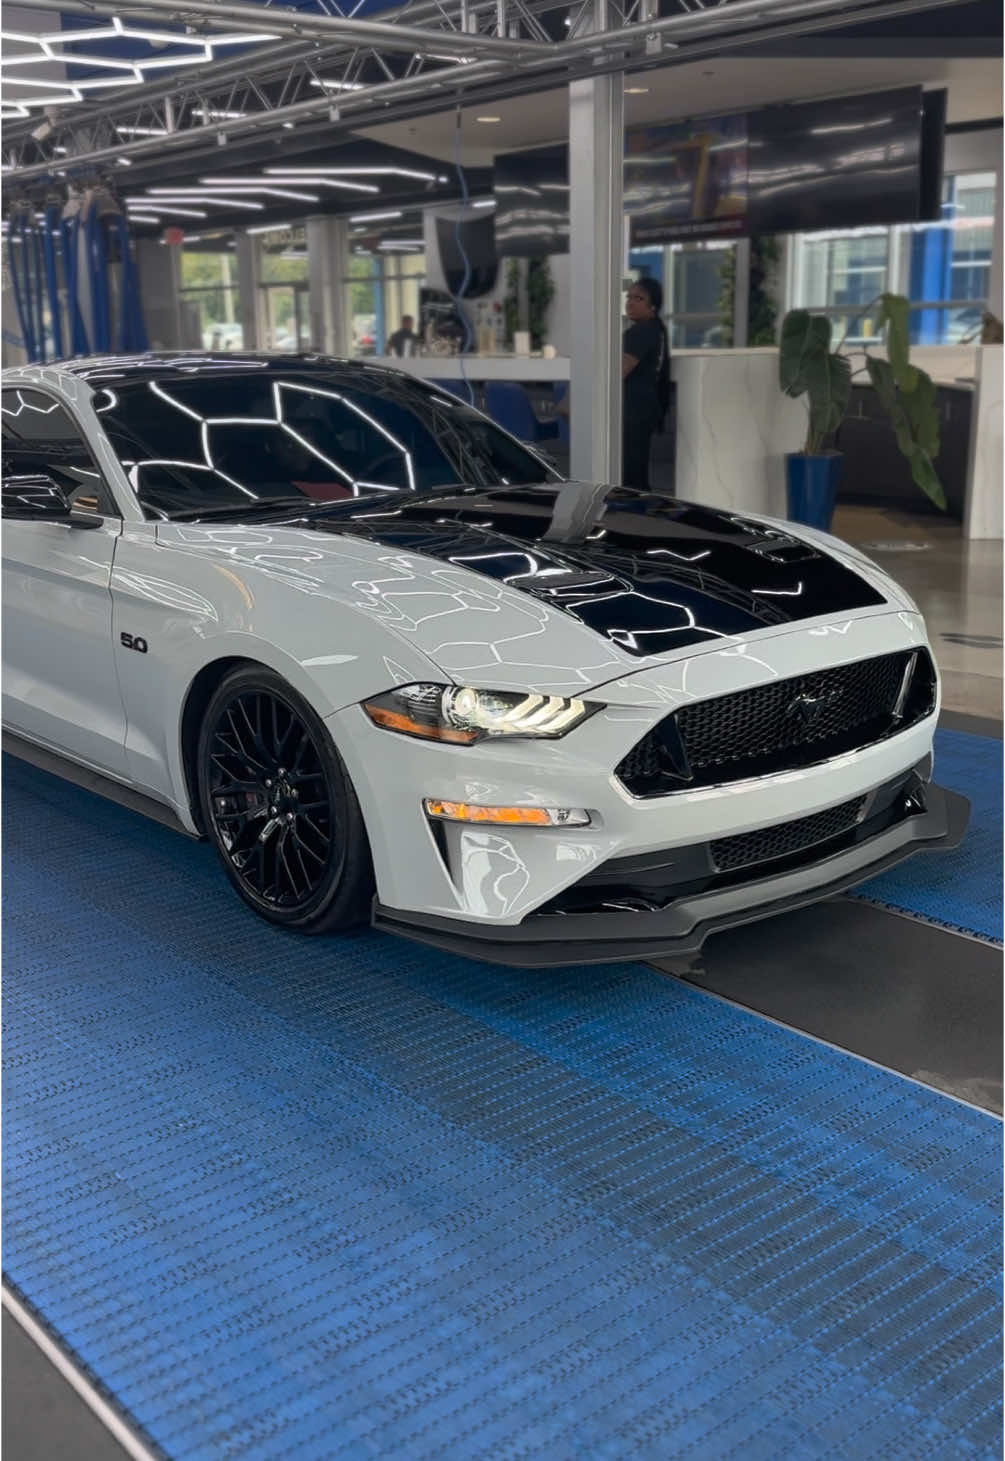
747 87 926 234
919 88 948 223
434 213 498 297
493 144 569 256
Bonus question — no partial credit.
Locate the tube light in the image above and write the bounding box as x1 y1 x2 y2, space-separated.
138 195 266 211
116 125 168 137
309 79 365 91
349 209 403 223
128 203 207 219
147 185 319 202
266 167 437 183
201 175 378 194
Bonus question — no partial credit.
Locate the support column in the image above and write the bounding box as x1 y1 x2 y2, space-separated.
307 215 348 356
732 237 751 348
569 42 624 485
234 231 258 351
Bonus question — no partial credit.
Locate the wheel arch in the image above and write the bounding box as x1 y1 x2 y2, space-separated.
180 656 259 833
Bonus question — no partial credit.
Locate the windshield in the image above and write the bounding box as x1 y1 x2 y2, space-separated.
95 367 560 520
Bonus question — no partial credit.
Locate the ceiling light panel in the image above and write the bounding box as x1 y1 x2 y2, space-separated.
201 175 379 194
135 195 266 211
0 18 279 113
146 187 319 202
267 167 438 183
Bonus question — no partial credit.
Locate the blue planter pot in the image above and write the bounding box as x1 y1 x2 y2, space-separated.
785 451 843 531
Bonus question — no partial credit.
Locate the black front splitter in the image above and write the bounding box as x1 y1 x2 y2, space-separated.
371 785 970 968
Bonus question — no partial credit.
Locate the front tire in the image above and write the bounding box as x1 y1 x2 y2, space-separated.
197 665 374 932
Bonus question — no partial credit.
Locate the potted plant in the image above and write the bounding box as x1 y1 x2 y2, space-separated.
779 293 946 530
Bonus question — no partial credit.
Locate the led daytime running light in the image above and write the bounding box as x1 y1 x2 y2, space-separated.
362 684 598 744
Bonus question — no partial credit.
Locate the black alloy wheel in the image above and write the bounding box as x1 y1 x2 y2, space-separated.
197 665 373 932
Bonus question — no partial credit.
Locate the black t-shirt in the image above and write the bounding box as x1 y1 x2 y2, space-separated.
388 329 417 357
623 317 667 420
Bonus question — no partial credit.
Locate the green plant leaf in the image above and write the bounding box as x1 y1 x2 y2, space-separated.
901 368 940 456
877 292 919 392
779 309 831 397
865 357 946 509
804 350 852 445
909 448 948 510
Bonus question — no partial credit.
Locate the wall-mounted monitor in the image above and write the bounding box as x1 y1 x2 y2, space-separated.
433 212 498 297
625 113 748 244
747 87 925 234
493 144 570 256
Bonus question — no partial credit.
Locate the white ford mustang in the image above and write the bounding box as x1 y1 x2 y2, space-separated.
2 354 967 964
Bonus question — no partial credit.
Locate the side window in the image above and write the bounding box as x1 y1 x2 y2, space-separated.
1 388 118 517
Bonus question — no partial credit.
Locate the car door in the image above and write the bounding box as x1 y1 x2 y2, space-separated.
2 385 129 777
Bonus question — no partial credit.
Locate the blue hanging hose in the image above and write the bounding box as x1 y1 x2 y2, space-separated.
42 202 64 358
116 213 148 352
88 207 110 353
7 214 38 362
30 225 47 361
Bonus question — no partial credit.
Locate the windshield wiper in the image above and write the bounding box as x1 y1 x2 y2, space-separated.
168 497 319 523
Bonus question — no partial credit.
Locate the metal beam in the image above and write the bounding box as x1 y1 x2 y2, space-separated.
569 3 624 486
3 0 980 185
16 0 539 59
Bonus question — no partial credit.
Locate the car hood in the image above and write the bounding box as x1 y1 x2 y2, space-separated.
156 484 910 699
301 482 891 661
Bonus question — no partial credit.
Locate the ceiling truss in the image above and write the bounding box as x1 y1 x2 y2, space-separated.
2 0 977 197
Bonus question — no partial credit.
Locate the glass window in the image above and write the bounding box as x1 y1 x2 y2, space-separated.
902 171 996 344
257 227 310 352
97 367 558 519
344 253 381 357
382 251 426 352
179 239 242 351
795 229 890 344
1 387 116 514
628 240 736 348
789 170 998 346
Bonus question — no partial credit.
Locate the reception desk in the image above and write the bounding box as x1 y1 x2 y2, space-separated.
375 346 1001 540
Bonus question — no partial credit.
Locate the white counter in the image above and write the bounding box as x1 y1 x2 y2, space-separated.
376 345 1000 539
966 345 1003 540
368 354 570 382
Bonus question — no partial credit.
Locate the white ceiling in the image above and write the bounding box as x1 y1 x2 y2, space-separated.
356 55 1003 167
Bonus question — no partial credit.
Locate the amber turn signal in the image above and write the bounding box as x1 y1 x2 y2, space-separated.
424 799 590 827
364 705 477 744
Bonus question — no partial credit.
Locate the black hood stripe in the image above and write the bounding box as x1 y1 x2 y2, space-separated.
303 488 885 657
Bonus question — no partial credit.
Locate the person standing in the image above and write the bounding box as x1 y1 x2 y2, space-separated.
387 315 419 357
622 278 670 490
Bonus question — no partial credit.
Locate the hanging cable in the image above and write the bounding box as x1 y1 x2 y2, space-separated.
42 200 64 359
452 105 475 407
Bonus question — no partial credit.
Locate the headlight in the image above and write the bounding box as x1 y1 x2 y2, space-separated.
362 683 600 744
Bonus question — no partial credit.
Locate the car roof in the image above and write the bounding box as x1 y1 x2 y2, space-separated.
27 353 402 385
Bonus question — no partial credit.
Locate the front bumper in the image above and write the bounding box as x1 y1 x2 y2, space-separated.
372 779 969 966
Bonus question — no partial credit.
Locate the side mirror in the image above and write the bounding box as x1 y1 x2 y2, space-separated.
1 474 102 529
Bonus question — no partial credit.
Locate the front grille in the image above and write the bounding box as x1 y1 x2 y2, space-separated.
616 649 936 796
710 796 867 873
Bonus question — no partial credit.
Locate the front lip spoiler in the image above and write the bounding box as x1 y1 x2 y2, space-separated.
372 784 970 967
